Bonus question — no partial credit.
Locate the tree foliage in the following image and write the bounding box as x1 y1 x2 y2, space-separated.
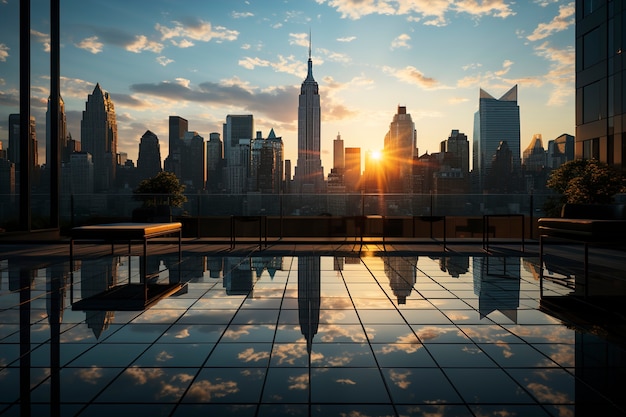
134 171 187 208
546 159 626 205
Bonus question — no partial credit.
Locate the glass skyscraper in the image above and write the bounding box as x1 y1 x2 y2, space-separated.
472 85 520 192
576 0 626 171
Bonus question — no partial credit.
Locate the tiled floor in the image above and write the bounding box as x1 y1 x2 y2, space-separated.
0 242 625 416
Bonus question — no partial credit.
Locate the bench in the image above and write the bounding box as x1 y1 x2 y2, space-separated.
70 222 182 265
538 204 626 294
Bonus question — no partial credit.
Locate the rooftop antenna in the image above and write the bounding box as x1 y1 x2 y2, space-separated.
309 28 312 60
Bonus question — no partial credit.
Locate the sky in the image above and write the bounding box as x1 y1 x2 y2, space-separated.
0 0 575 173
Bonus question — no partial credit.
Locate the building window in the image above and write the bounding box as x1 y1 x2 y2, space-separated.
583 27 603 68
583 0 603 18
583 80 606 123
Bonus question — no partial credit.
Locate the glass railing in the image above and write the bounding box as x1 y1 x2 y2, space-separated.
0 192 564 233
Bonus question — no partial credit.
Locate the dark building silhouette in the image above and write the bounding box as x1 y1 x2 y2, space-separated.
384 106 417 193
206 132 223 192
136 130 162 182
81 84 118 192
164 116 188 179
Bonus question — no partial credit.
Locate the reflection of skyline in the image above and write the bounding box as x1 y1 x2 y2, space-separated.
81 257 117 339
473 257 521 323
436 256 470 278
383 256 417 304
298 256 320 354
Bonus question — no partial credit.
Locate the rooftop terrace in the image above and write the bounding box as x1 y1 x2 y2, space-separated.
1 239 625 416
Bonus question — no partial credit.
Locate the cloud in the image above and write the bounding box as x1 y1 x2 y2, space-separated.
526 2 575 41
533 41 574 105
172 39 195 48
232 11 254 18
156 19 239 43
337 36 357 42
31 30 50 52
126 35 164 53
76 36 104 54
318 48 351 63
289 32 309 48
383 65 440 89
318 0 514 25
239 56 271 70
239 54 306 78
391 33 411 50
0 43 9 61
156 56 174 66
129 77 298 123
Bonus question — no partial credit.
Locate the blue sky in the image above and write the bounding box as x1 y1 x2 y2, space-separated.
0 0 574 171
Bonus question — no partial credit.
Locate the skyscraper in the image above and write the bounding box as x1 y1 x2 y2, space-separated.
81 83 118 192
576 1 625 171
344 147 361 192
472 86 520 192
46 95 68 165
206 132 223 192
223 115 253 166
383 106 416 193
136 130 162 182
164 116 188 179
8 114 37 173
294 37 324 193
250 128 284 194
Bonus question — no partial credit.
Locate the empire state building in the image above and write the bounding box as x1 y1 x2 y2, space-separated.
294 38 324 193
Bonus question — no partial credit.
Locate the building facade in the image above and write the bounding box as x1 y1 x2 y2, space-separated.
81 84 118 192
576 0 625 171
164 116 188 180
383 106 416 193
472 86 520 192
294 42 324 193
136 130 162 182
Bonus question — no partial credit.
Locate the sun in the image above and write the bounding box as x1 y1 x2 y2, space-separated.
370 150 382 161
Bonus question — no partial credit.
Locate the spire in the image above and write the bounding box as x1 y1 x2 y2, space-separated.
305 29 315 83
308 28 312 60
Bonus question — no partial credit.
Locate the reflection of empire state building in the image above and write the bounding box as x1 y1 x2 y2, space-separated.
384 256 417 304
81 258 117 338
294 35 324 193
298 256 320 354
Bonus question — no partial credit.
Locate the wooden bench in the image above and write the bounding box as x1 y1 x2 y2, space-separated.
70 222 182 264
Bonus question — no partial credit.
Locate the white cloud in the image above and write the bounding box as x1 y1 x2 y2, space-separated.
289 32 309 48
172 39 195 48
125 35 164 53
156 19 239 43
0 43 9 61
527 2 575 41
391 33 411 50
31 30 50 52
239 56 271 70
232 11 254 18
383 65 440 89
76 36 103 54
337 36 357 42
156 56 174 66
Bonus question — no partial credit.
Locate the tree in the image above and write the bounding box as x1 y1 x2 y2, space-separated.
545 159 626 213
134 171 187 208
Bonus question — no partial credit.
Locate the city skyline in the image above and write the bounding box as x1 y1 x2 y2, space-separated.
0 0 574 171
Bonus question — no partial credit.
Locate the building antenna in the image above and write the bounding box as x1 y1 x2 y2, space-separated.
309 28 312 60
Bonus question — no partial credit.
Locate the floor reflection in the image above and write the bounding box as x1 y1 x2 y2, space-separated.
0 251 625 416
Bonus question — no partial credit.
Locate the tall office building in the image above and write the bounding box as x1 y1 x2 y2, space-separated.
181 131 205 192
344 147 361 191
136 130 162 182
523 134 547 172
294 39 324 193
164 116 188 179
250 128 284 194
206 132 223 192
223 115 253 166
576 1 625 171
81 83 118 192
46 95 68 165
441 129 470 175
8 114 38 172
547 134 574 169
472 85 520 192
333 133 344 171
383 106 416 193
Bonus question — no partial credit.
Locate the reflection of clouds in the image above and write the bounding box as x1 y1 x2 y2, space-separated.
237 347 270 363
175 328 190 339
126 367 164 384
461 325 521 343
158 373 194 399
272 343 311 365
336 378 356 385
389 369 412 390
507 325 574 344
156 350 174 362
380 343 422 355
77 366 104 384
319 309 352 322
446 312 470 321
547 344 574 367
288 373 308 390
319 325 367 343
186 379 239 401
526 382 573 416
223 327 250 340
414 326 454 342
